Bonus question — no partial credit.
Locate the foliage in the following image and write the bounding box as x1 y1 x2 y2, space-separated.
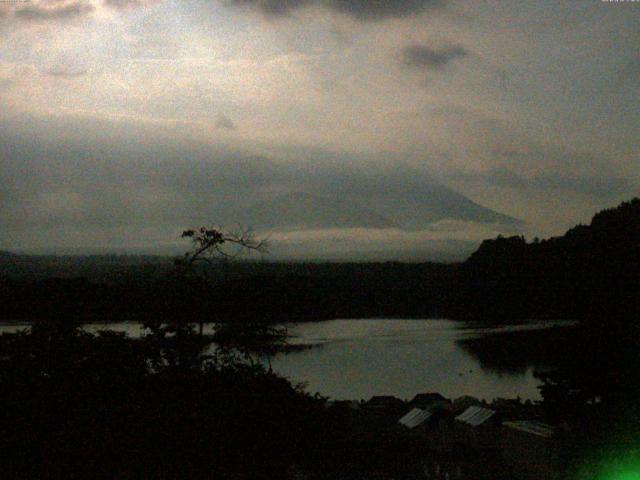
140 225 290 369
0 261 454 324
452 197 640 322
0 318 432 479
0 319 306 478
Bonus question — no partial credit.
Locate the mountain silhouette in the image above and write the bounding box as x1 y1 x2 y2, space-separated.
213 161 521 232
229 192 400 230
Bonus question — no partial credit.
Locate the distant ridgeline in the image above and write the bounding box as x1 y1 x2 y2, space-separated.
0 198 638 324
451 198 640 323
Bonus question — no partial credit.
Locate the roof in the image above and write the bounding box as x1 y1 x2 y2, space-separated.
453 395 481 405
398 408 433 429
326 400 360 410
503 421 556 438
455 406 496 427
410 393 447 404
367 395 401 405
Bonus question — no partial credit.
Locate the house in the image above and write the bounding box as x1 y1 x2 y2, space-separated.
398 407 454 454
363 395 404 416
454 406 500 449
452 395 483 415
409 392 451 411
501 421 559 480
326 400 360 410
490 397 542 421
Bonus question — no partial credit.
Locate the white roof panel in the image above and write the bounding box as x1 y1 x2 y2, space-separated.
455 406 496 426
503 421 556 438
399 408 432 429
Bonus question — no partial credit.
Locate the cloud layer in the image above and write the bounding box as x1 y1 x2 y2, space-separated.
0 0 638 255
14 1 94 22
403 44 467 69
226 0 443 20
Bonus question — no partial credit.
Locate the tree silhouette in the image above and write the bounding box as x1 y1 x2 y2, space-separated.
177 226 267 273
142 226 289 371
176 226 267 333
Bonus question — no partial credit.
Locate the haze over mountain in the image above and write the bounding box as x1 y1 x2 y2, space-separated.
0 121 522 260
222 165 521 233
229 192 399 230
224 162 521 233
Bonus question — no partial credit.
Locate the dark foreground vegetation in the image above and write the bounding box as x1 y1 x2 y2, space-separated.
1 199 638 325
0 257 455 323
0 319 431 479
0 198 639 478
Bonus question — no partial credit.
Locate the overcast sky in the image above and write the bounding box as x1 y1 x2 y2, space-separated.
0 0 638 255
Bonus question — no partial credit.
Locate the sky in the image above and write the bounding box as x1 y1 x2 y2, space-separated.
0 0 638 257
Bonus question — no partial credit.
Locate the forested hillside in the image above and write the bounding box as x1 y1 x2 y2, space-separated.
452 198 640 322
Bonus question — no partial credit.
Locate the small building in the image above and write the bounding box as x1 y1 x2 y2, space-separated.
501 421 558 480
409 392 451 411
398 407 454 454
454 406 499 449
326 399 360 410
490 397 542 421
363 395 404 417
452 395 483 415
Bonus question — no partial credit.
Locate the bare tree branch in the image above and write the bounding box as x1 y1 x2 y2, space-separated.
177 226 268 274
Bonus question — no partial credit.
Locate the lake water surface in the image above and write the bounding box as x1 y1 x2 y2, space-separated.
271 319 573 402
0 318 573 402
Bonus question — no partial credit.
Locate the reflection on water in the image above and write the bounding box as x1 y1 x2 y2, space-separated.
0 318 575 402
456 322 578 376
271 319 576 401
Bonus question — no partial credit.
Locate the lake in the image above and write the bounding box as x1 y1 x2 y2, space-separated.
0 318 574 402
271 319 574 402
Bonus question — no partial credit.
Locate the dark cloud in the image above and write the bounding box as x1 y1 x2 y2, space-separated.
455 167 633 199
229 0 310 17
15 1 94 22
327 0 442 21
45 67 88 78
622 56 640 79
489 142 623 181
532 174 633 198
403 44 467 69
103 0 162 10
225 0 443 21
215 113 236 130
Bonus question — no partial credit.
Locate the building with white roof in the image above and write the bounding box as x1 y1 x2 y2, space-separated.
454 406 499 449
501 421 559 479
